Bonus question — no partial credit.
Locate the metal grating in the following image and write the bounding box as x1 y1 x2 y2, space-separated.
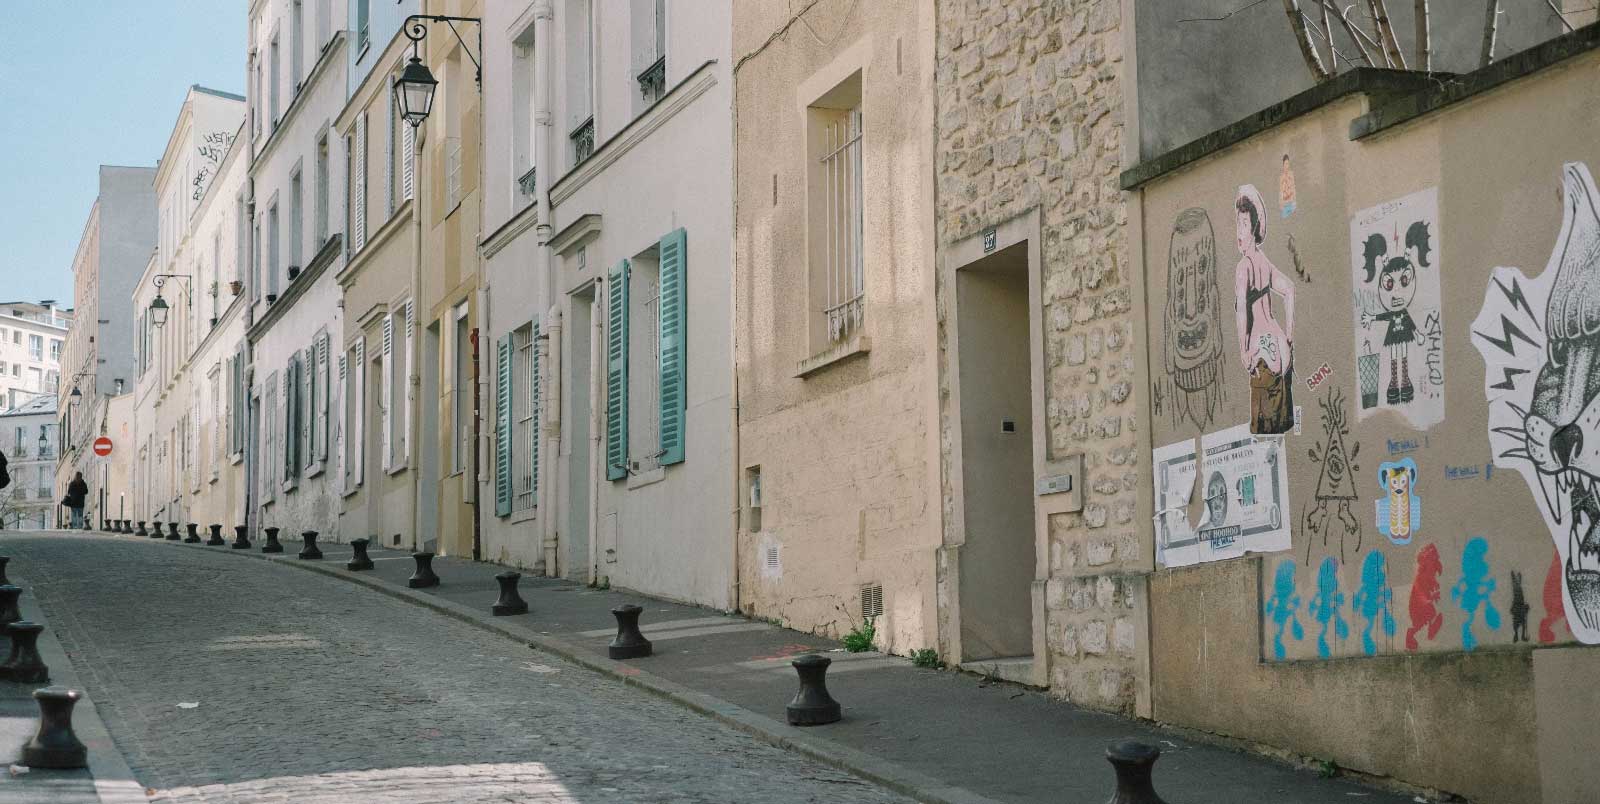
860 584 884 620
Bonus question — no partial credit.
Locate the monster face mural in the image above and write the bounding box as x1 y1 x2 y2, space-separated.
1164 208 1225 431
1473 161 1600 643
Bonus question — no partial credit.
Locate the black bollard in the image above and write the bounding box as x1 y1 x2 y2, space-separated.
786 653 842 726
1104 740 1167 804
0 585 22 629
136 521 148 537
21 687 87 769
231 525 252 550
491 571 529 616
408 552 440 588
608 604 652 658
298 531 322 560
165 522 181 541
0 621 48 683
347 538 375 571
207 524 226 546
184 523 202 543
262 527 283 553
0 556 9 586
124 519 132 533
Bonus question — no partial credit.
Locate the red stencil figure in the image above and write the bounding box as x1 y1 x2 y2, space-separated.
1540 550 1570 644
1406 543 1445 651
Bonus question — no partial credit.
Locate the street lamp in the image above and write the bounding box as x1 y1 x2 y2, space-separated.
68 386 82 408
392 14 482 130
149 294 170 327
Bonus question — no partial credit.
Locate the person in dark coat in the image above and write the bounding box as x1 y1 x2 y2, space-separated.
65 471 89 530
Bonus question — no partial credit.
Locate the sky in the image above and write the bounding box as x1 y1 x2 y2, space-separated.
0 2 243 306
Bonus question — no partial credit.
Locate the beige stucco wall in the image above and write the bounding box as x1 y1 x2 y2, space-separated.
733 0 942 650
1135 44 1600 804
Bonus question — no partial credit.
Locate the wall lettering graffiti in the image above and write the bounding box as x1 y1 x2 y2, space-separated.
192 130 237 201
1451 537 1502 652
1163 207 1225 431
1303 362 1332 391
1304 387 1361 563
1405 543 1445 651
1351 187 1445 428
1235 184 1296 434
1471 162 1600 644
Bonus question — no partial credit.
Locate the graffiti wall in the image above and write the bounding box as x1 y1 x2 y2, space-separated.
1142 99 1592 662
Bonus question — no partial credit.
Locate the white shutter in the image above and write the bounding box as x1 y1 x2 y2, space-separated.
353 338 365 487
381 314 393 471
403 299 414 463
353 112 367 251
337 351 347 486
318 333 330 460
401 118 415 201
385 97 395 215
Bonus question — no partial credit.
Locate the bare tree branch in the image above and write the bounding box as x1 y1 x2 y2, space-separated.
1322 1 1335 54
1481 0 1501 66
1415 0 1432 70
1314 0 1378 65
1369 0 1409 68
1285 0 1335 81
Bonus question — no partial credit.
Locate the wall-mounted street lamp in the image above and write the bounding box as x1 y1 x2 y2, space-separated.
66 372 94 409
147 274 191 328
392 14 482 130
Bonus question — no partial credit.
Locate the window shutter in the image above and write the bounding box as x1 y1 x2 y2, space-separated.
283 361 296 478
658 228 687 466
299 348 312 471
530 316 542 503
353 112 367 251
401 118 415 201
385 97 396 215
495 333 513 516
605 260 630 481
337 351 347 485
381 314 393 471
353 338 365 486
318 333 330 460
403 299 414 463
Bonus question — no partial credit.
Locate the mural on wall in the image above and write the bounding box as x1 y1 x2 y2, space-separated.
1540 550 1569 643
1235 184 1297 435
1153 423 1292 568
1279 155 1297 218
1451 537 1502 651
1375 457 1422 545
1471 162 1600 644
1303 387 1361 563
1510 570 1531 643
1353 550 1396 655
1351 188 1445 428
1405 543 1445 651
1310 556 1349 658
1264 559 1305 660
1162 207 1226 430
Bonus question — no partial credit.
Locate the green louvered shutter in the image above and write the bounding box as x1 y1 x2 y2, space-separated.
495 334 513 516
657 228 687 466
530 316 542 502
606 260 630 481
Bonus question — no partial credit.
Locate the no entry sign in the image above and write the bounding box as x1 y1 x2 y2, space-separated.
92 437 113 457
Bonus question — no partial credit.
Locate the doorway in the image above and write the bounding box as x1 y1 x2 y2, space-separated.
418 320 441 553
566 288 595 582
955 240 1037 663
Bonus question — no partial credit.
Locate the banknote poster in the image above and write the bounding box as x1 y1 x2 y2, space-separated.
1155 424 1292 568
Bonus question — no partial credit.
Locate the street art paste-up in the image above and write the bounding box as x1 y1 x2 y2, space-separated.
1304 387 1362 563
1162 208 1226 431
1353 550 1397 655
1471 162 1600 644
1235 184 1297 435
1154 424 1292 568
1540 549 1569 643
1405 543 1445 651
1310 556 1350 658
1264 559 1305 660
1375 457 1422 545
1451 537 1502 651
1279 155 1297 218
1510 570 1531 642
1351 188 1445 428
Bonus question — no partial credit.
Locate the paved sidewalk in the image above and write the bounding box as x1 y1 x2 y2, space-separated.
158 533 1419 804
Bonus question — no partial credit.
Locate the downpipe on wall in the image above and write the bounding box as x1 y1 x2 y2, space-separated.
541 306 563 575
588 278 604 585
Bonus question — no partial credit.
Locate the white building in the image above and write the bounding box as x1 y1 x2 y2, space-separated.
245 0 350 539
0 395 59 529
0 302 70 411
130 85 248 530
479 1 736 606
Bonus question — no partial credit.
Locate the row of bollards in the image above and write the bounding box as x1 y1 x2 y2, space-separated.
0 554 90 771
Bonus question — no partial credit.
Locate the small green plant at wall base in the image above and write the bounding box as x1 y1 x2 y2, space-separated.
910 648 942 669
1316 759 1338 778
843 618 876 652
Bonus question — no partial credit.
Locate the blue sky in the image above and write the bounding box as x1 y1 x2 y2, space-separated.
0 2 243 305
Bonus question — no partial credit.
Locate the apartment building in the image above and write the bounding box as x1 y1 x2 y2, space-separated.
0 395 58 529
0 302 69 411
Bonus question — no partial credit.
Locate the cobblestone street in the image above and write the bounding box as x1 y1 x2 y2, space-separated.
1 532 910 803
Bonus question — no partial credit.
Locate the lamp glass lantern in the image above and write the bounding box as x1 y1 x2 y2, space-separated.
149 294 170 327
68 386 82 407
394 55 438 128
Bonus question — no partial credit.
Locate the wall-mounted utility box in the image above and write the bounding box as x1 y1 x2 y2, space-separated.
1036 453 1084 512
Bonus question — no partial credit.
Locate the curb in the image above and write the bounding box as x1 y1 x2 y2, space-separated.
153 534 1002 804
13 565 147 804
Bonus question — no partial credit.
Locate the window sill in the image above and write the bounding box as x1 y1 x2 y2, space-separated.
209 473 219 485
230 452 244 466
306 461 326 479
342 482 362 499
509 508 539 526
282 478 299 495
795 334 871 379
627 466 666 490
386 460 409 477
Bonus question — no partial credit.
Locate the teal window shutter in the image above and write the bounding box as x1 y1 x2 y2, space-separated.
495 333 513 517
658 228 687 466
530 316 542 502
606 259 630 481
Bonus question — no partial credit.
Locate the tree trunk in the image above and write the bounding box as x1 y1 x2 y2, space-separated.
1414 0 1431 71
1370 0 1409 68
1481 0 1501 67
1284 0 1333 81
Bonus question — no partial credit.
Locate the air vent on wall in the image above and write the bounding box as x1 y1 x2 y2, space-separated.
860 584 884 620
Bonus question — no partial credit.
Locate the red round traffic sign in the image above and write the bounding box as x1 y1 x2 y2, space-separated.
92 437 113 457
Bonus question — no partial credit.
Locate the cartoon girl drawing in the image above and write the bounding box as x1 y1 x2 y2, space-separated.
1360 222 1432 404
1234 184 1297 434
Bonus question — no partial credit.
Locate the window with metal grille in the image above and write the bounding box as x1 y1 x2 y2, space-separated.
819 108 863 345
513 324 535 511
628 252 662 474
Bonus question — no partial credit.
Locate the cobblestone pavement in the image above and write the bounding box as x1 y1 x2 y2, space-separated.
2 532 910 803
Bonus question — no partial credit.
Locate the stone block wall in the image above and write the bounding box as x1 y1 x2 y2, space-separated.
934 0 1142 713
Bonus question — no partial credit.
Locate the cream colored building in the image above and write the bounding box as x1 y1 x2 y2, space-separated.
732 1 941 645
0 302 69 412
0 395 58 529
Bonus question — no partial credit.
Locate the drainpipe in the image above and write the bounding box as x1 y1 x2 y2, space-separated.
242 186 257 539
587 279 604 584
540 305 562 574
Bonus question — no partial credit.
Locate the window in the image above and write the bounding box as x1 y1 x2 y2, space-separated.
263 375 277 502
252 220 263 302
385 91 396 215
497 320 540 515
269 35 280 129
566 0 594 166
341 339 366 490
400 111 415 202
315 134 330 247
382 304 410 472
267 203 280 297
605 229 687 482
27 335 42 361
451 303 470 474
305 344 318 470
629 252 662 474
290 169 304 272
355 0 370 49
236 192 249 286
291 0 305 91
352 114 368 250
633 0 666 110
445 136 463 211
808 78 864 349
212 232 223 321
48 339 60 362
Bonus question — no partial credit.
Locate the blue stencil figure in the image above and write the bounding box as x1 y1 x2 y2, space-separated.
1450 537 1502 651
1264 560 1305 659
1310 557 1349 658
1352 550 1397 655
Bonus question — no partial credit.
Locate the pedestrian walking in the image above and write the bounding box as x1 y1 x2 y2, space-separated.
64 472 88 530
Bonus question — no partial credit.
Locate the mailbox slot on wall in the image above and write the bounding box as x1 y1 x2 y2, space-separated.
1036 453 1084 512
